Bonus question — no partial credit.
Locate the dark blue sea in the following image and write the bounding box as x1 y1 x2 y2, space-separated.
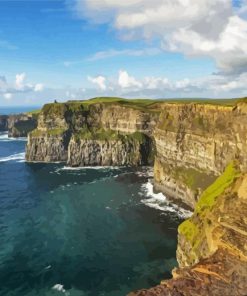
0 108 191 296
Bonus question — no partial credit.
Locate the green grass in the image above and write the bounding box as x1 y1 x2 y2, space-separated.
74 128 120 141
157 97 247 106
74 128 146 143
27 109 41 115
30 128 67 137
172 167 216 192
40 97 247 119
42 97 162 115
178 220 199 242
178 161 241 254
195 161 240 214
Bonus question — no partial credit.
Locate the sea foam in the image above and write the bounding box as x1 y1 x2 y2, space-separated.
0 152 25 163
0 132 27 142
140 180 192 219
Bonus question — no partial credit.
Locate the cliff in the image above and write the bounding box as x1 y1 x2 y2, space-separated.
0 113 38 137
25 97 247 296
26 98 159 165
8 113 38 137
154 102 247 208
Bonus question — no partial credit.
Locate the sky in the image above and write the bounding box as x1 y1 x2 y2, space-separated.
0 0 247 106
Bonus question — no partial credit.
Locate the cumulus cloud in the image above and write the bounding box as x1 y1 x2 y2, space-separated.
0 73 44 100
34 83 44 92
15 73 26 90
71 0 247 75
118 70 142 89
86 69 247 97
88 75 107 90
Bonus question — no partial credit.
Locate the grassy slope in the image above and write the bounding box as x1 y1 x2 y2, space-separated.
178 161 241 244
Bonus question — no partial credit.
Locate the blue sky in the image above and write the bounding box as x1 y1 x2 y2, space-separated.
0 0 246 106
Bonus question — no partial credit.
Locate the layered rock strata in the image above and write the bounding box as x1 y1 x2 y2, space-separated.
26 101 159 166
154 102 247 208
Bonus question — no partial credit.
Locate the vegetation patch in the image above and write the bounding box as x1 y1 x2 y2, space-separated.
178 220 199 242
178 161 241 255
195 161 240 214
42 103 68 117
30 128 67 137
74 128 147 143
167 166 216 193
159 112 175 130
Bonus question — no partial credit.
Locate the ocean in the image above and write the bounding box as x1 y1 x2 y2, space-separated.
0 106 41 115
0 107 191 296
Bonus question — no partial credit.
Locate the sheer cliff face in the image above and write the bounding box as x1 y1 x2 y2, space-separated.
26 102 158 165
68 136 151 167
154 103 247 208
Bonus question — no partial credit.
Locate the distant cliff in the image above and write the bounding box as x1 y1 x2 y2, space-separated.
0 113 38 137
26 99 159 166
0 115 8 131
25 97 247 296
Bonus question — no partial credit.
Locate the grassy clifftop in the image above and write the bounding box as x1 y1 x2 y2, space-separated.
35 96 247 120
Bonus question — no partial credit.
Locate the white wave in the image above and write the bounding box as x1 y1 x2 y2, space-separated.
0 133 27 142
59 166 122 171
7 137 27 142
140 181 192 219
0 132 8 139
52 284 66 294
136 167 153 178
0 152 25 163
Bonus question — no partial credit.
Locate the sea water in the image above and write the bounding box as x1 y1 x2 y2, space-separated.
0 121 191 296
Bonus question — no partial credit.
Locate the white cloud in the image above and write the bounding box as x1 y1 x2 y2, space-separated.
118 70 142 89
3 93 12 100
0 73 44 97
88 75 107 90
34 83 44 92
71 0 247 75
85 69 247 97
87 47 161 61
14 72 44 93
15 73 26 90
144 76 172 90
